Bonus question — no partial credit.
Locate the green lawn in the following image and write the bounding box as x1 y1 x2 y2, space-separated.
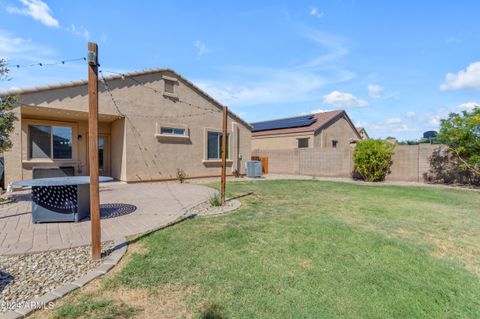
51 180 480 318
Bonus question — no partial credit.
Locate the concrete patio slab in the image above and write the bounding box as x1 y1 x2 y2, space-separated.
0 182 215 255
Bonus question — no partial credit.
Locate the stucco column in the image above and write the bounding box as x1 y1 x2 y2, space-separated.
4 107 22 186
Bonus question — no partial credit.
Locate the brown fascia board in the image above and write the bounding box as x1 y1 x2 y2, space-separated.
0 67 251 129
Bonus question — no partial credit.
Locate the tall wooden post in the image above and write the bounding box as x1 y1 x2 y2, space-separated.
220 107 228 205
88 42 101 260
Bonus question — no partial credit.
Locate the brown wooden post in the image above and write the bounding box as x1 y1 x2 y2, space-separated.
87 42 101 260
220 107 228 205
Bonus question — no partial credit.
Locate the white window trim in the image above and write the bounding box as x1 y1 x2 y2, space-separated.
203 127 233 162
22 119 78 163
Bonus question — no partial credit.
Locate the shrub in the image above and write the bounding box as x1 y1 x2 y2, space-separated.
353 139 395 182
176 168 187 183
209 193 222 207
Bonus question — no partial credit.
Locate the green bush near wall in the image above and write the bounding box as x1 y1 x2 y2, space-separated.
353 139 395 182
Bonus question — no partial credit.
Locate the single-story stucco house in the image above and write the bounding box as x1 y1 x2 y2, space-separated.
1 68 252 186
251 110 363 151
356 127 369 140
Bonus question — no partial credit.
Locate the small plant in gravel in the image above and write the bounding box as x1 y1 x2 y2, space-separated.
209 193 222 207
176 168 187 183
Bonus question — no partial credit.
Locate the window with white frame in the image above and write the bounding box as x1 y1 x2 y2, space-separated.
207 131 229 160
29 125 73 160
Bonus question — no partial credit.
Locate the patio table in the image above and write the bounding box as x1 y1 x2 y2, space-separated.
12 176 113 223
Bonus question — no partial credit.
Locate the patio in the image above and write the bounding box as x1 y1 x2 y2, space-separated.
0 182 215 255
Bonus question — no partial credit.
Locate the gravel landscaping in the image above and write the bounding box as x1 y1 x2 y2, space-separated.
0 243 113 314
188 198 241 216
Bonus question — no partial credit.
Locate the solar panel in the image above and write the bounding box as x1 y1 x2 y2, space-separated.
252 115 316 132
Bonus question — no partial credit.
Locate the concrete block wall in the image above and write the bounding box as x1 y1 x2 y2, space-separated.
253 144 445 183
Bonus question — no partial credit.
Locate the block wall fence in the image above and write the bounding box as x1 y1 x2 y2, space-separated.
252 144 443 182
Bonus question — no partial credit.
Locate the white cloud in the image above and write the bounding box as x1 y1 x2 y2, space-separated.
385 117 402 124
355 120 369 128
406 111 416 118
323 90 368 108
457 102 479 111
0 29 54 57
310 108 332 114
368 118 416 134
6 0 59 27
367 84 383 99
66 24 90 40
441 61 480 90
301 28 349 67
309 7 324 18
196 67 352 106
194 27 355 107
299 108 332 115
194 40 211 57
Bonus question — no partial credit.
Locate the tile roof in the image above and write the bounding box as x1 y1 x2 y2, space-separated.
251 110 344 137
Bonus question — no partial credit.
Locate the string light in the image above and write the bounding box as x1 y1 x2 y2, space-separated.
100 73 217 120
6 57 87 69
99 69 221 114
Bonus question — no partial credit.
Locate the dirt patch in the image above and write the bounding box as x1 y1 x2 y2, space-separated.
299 258 312 269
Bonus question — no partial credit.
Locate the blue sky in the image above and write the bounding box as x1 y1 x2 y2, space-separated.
0 0 479 140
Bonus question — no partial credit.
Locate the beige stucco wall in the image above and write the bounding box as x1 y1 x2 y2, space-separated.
3 70 251 184
251 133 314 150
315 115 359 149
110 118 127 181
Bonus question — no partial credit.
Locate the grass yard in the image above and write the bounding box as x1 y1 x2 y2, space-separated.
43 180 480 319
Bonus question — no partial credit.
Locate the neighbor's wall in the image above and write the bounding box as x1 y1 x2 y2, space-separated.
253 144 443 182
252 133 314 150
315 115 360 149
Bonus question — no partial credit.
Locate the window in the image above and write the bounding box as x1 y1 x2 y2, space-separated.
332 140 338 148
298 138 309 148
29 125 73 160
160 127 185 135
164 79 175 94
207 131 229 160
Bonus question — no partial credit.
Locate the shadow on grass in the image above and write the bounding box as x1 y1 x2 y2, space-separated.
227 192 253 201
201 303 226 319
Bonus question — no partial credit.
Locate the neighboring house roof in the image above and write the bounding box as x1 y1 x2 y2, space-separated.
356 126 369 139
0 68 251 129
251 110 361 139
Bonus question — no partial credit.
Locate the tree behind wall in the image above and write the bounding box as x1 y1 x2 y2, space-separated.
437 107 480 177
0 59 17 153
